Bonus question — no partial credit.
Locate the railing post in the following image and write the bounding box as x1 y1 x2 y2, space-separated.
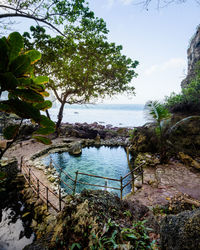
46 187 49 211
28 168 31 186
120 176 123 200
58 174 62 211
20 156 23 172
104 180 108 191
73 171 79 195
141 166 144 184
132 175 135 194
37 179 39 199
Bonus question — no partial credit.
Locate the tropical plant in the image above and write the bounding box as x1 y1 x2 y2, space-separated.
23 26 138 134
144 100 171 162
0 32 55 159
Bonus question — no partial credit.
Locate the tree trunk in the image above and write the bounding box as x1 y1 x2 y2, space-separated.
56 100 66 137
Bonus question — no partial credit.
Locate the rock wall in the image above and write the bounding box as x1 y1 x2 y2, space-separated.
181 25 200 88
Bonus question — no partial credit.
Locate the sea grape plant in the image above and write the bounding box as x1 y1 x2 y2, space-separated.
0 32 55 158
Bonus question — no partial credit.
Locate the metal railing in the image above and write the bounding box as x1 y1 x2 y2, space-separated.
19 156 144 213
19 156 65 213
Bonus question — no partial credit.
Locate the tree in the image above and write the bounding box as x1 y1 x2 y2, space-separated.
145 100 171 162
23 26 139 134
135 0 200 10
0 32 55 159
0 0 95 36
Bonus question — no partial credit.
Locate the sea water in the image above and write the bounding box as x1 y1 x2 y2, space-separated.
47 104 146 127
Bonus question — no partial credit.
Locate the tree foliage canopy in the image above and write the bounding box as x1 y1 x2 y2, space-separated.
23 26 139 130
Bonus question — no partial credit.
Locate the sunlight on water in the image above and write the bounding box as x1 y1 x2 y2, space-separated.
43 146 132 196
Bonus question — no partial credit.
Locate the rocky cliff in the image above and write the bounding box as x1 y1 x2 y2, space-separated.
181 25 200 88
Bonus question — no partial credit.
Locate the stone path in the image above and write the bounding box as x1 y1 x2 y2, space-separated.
5 137 72 213
126 161 200 207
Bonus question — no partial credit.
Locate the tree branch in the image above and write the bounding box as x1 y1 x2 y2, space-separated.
0 11 66 37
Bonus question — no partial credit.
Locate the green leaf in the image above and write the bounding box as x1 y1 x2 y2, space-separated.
3 124 20 140
25 50 41 64
10 55 32 77
34 126 55 135
34 100 52 111
33 76 49 85
32 136 52 145
0 72 18 91
0 37 8 72
8 32 24 63
18 77 32 87
0 100 41 121
39 115 55 128
0 172 7 181
0 102 13 113
10 89 44 103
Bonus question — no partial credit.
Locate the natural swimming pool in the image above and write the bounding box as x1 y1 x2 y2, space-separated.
42 146 132 196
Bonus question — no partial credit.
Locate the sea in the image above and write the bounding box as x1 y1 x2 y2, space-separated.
47 104 146 128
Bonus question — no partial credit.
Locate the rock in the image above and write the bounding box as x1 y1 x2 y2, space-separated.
68 142 82 156
134 153 160 169
160 208 200 250
179 152 200 170
0 157 18 179
181 25 200 88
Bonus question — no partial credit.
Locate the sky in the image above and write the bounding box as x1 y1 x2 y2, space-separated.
5 0 200 105
87 0 200 104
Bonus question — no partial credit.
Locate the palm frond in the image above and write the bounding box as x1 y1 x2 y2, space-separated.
144 100 171 123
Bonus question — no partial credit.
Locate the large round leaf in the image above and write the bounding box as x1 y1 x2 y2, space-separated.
25 50 41 65
3 124 20 140
8 32 24 64
10 55 32 77
10 89 44 103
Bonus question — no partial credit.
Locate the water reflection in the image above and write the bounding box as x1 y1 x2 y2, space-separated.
0 205 34 250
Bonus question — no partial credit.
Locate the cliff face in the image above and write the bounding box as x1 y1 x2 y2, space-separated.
181 25 200 88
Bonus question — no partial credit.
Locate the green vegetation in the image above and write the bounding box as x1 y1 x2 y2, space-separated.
0 32 54 159
165 61 200 113
23 26 138 134
144 100 171 162
72 219 157 249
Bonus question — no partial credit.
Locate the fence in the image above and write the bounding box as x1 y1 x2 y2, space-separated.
19 156 144 213
19 157 65 213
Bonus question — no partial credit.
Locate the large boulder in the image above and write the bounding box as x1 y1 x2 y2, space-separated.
160 208 200 250
168 116 200 156
68 142 82 156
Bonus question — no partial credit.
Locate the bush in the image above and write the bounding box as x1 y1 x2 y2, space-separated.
165 61 200 113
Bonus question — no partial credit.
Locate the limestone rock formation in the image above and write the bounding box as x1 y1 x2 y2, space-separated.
160 208 200 250
181 25 200 88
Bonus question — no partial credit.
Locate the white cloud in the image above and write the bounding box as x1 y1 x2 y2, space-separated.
145 58 186 75
105 0 134 8
120 0 134 5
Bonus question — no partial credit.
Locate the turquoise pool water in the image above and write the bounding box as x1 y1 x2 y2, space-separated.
43 146 132 196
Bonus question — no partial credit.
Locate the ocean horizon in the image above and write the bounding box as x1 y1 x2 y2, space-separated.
48 104 147 128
